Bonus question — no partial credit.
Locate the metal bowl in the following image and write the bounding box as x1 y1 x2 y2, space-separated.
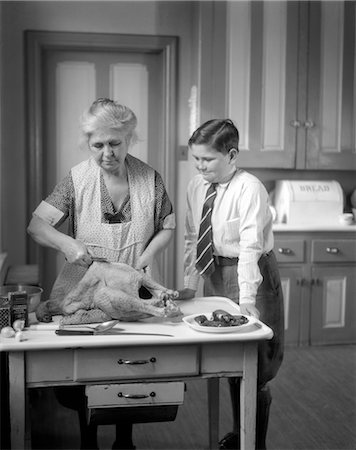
0 285 43 313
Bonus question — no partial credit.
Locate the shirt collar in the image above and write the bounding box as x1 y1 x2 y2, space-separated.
202 170 237 189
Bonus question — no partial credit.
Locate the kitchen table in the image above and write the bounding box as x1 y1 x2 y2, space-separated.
0 297 273 450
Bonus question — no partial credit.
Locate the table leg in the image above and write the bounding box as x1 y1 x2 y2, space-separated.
8 352 26 449
207 377 219 449
240 343 258 450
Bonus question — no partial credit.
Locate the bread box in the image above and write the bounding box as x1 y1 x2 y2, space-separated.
273 180 344 226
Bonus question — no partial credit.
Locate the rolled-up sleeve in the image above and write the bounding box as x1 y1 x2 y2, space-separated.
33 173 75 233
33 201 65 226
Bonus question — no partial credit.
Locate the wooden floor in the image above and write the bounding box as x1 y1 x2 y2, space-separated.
27 344 356 450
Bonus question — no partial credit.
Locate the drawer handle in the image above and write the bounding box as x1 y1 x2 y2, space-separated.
326 247 339 254
117 392 156 399
278 247 292 255
117 357 157 365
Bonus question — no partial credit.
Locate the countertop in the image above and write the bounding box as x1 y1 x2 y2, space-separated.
273 223 356 232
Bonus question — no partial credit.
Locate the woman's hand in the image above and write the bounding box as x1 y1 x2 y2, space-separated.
176 288 196 300
136 255 152 271
137 229 173 271
63 239 92 267
28 216 91 267
239 303 260 319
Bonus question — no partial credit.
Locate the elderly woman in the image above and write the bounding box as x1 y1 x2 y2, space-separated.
28 98 175 297
27 98 175 450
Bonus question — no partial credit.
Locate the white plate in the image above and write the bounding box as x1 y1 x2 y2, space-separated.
182 311 257 333
178 296 241 317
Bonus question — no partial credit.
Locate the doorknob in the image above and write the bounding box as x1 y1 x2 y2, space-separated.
304 120 315 129
289 120 302 128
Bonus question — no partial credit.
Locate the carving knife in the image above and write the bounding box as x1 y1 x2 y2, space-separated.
55 329 174 337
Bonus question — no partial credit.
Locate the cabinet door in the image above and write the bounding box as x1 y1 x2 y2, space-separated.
279 266 304 346
226 1 299 168
306 1 356 170
310 266 356 345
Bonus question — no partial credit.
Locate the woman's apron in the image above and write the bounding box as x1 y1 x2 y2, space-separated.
48 155 155 301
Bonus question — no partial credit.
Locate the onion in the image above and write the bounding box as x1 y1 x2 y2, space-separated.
13 319 25 331
15 331 24 342
1 326 15 338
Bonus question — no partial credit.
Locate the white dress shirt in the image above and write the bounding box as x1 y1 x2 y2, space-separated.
184 168 274 305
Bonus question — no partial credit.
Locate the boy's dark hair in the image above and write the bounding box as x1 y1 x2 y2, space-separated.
188 119 239 154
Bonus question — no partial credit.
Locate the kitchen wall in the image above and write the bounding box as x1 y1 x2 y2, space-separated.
0 4 3 267
0 1 355 290
0 0 197 288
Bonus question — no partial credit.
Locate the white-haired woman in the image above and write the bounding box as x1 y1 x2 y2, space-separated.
28 98 175 449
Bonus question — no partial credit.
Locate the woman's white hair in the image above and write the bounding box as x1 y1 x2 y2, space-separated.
80 98 138 147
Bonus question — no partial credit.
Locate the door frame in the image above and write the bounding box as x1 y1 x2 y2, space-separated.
25 30 177 286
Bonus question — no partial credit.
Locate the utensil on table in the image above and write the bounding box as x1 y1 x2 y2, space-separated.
55 329 174 337
56 319 119 333
56 320 173 336
93 319 120 332
59 319 120 332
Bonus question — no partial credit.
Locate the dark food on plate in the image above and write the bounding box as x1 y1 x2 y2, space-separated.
194 309 249 327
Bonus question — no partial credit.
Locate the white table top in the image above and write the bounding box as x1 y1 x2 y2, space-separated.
0 296 273 352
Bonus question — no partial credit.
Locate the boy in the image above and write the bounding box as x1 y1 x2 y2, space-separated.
178 119 284 450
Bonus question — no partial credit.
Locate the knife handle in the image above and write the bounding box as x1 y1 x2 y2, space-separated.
55 329 94 335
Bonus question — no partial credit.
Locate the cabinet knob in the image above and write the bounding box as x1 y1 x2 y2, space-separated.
304 120 315 129
289 120 302 128
278 247 292 255
326 247 339 254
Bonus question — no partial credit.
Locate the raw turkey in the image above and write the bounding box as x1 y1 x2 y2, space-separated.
36 262 181 324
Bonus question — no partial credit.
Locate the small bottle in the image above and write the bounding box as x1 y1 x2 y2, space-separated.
9 291 29 327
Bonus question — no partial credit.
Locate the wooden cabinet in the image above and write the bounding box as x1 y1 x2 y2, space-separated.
224 1 356 170
310 265 356 345
274 231 356 346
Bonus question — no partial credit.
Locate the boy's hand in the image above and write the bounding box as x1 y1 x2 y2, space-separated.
176 288 196 300
239 303 260 319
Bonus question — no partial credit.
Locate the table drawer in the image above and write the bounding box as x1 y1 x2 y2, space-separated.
311 240 356 263
274 240 305 263
86 381 185 408
74 345 198 381
201 342 245 373
27 351 74 383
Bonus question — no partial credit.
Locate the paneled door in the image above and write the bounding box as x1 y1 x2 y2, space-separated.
26 32 177 298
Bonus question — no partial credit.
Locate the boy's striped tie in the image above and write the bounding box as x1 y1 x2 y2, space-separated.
195 183 217 278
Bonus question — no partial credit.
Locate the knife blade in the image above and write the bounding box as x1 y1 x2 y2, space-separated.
90 257 110 263
55 329 174 337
